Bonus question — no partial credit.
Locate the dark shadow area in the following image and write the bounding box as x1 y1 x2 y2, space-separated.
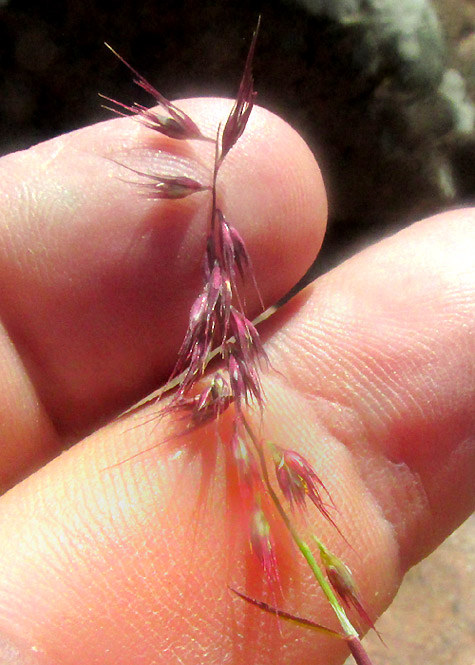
1 0 474 270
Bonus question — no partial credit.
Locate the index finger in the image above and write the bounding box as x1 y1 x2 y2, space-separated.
0 99 327 488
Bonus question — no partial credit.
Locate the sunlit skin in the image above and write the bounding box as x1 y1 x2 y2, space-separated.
0 100 473 665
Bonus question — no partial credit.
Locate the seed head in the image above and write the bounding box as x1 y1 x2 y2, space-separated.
120 168 210 199
270 444 328 512
170 261 234 394
138 175 211 200
182 372 234 426
215 209 264 311
217 211 250 282
170 291 212 391
318 544 383 641
193 373 233 423
206 262 233 341
231 430 259 499
219 17 260 162
250 502 278 583
229 308 266 367
228 349 263 411
103 44 212 142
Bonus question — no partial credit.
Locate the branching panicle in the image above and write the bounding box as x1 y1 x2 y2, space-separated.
107 19 379 665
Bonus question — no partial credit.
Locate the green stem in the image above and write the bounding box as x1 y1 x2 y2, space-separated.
292 535 357 637
243 419 358 638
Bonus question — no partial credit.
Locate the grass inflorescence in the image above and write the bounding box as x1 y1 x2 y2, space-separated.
104 18 381 665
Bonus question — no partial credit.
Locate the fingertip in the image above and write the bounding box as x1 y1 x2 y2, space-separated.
177 98 328 303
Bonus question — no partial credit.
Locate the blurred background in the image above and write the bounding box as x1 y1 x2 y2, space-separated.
352 514 474 665
1 1 474 663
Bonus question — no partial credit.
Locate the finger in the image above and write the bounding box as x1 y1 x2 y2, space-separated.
0 209 473 665
267 207 475 570
0 99 326 487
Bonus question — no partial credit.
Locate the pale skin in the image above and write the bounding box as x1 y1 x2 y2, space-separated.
0 99 473 665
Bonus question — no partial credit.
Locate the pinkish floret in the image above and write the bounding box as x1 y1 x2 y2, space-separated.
114 164 210 199
319 546 384 642
216 210 264 310
191 372 233 425
271 445 332 516
138 175 210 200
231 429 259 499
103 44 212 141
170 261 235 394
228 350 263 411
219 18 260 162
250 502 278 583
229 308 267 367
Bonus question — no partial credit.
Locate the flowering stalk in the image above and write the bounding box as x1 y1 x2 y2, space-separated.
243 419 358 638
105 20 380 665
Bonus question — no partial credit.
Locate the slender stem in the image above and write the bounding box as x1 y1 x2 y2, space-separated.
210 124 221 234
293 536 357 637
347 637 375 665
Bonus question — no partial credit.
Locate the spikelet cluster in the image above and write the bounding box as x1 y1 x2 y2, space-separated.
106 18 339 585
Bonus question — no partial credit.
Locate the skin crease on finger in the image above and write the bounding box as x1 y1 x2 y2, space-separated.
0 206 473 665
0 100 326 489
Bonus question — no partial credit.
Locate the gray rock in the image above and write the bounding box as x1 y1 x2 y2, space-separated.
1 0 473 271
292 0 445 89
281 0 474 273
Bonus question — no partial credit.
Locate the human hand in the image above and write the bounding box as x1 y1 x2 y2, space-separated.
0 100 473 665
